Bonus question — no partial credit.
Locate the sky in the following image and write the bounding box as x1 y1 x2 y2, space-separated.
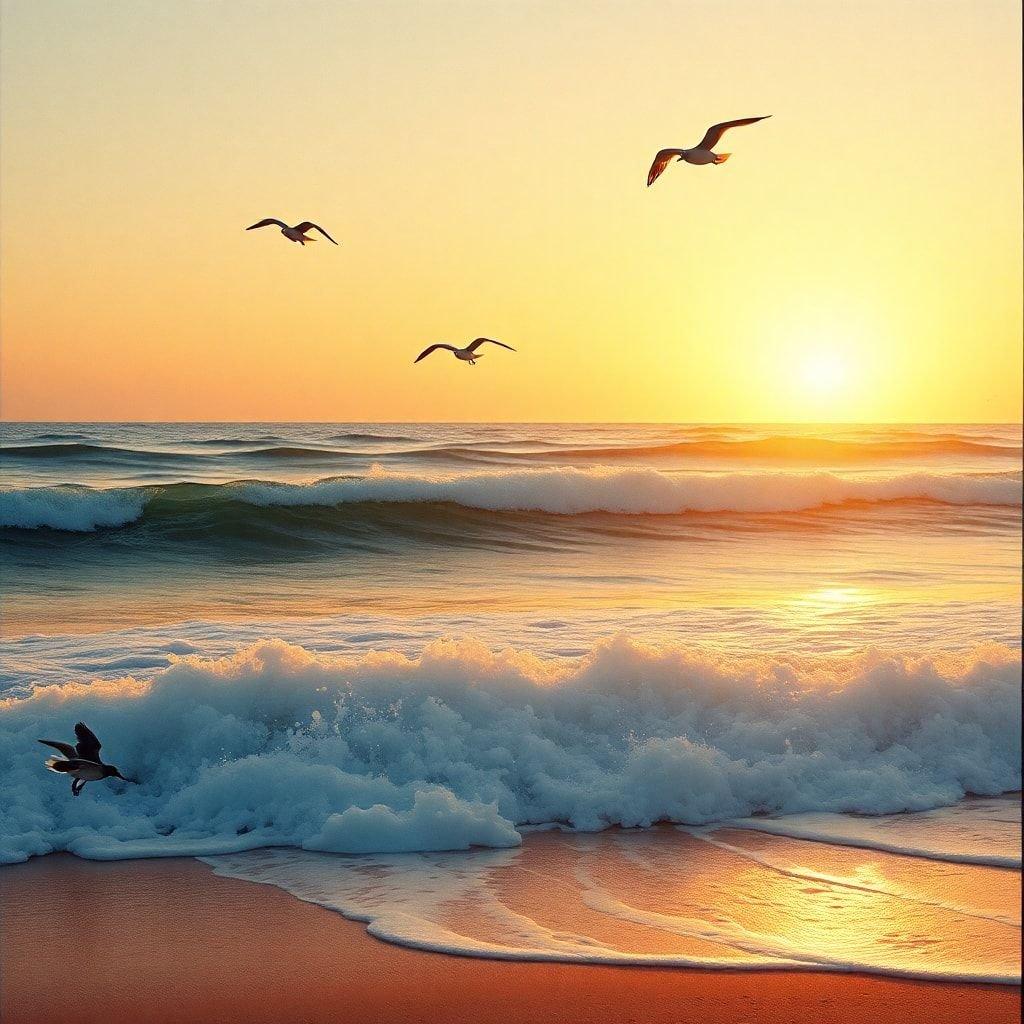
0 0 1021 423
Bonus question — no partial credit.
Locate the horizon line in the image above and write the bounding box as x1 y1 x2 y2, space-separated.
1 419 1021 428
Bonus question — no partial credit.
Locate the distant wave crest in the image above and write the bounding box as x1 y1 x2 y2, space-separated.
1 467 1020 533
544 435 1022 461
3 432 1019 465
235 466 1023 515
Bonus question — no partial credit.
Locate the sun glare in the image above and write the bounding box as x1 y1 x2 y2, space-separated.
799 350 848 395
761 307 874 419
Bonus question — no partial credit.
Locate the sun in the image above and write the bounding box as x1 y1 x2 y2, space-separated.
760 306 871 418
798 349 848 396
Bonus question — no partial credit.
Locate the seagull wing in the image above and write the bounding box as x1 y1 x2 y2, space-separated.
295 222 339 245
246 218 288 231
48 758 104 776
647 149 685 187
74 722 102 761
39 738 78 759
696 116 770 151
414 344 457 363
467 338 515 353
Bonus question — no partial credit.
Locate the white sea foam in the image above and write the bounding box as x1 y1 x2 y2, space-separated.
237 465 1022 514
0 638 1019 865
197 821 1021 984
723 799 1022 867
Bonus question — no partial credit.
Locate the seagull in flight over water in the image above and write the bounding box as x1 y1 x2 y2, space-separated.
647 116 771 186
39 722 135 796
414 337 515 366
246 218 339 245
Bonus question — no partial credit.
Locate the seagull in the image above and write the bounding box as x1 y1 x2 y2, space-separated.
39 722 134 796
647 116 771 186
414 337 515 366
245 218 339 245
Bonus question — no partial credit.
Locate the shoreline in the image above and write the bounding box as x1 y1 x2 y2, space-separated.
2 854 1019 1024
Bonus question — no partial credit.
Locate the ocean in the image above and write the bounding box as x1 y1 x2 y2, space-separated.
1 422 1020 982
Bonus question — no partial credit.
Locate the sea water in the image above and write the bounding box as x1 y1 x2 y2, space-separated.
1 422 1020 981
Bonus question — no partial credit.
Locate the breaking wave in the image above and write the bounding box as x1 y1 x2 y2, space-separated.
1 467 1019 533
1 486 147 531
1 637 1019 865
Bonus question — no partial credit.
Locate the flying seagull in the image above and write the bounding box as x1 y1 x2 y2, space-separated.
246 218 339 245
414 337 515 366
647 116 771 186
39 722 134 796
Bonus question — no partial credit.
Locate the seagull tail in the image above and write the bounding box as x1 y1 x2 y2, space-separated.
713 153 731 164
45 756 71 773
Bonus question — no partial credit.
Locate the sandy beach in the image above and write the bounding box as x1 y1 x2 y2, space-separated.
1 855 1019 1024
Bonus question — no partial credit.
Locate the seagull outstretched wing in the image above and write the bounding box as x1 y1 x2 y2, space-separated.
467 338 515 353
246 218 288 231
415 344 458 363
295 222 339 245
38 738 77 759
647 149 685 187
74 722 102 761
696 116 770 151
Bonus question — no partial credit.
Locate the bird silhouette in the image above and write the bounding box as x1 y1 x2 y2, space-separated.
648 116 771 185
246 218 339 245
414 337 516 366
39 723 134 796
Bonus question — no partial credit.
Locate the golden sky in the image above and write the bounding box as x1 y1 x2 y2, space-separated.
1 0 1021 422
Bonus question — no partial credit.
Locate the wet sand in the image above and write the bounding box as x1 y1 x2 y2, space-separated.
1 855 1019 1024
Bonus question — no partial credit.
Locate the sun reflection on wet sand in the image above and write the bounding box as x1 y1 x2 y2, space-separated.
205 814 1022 983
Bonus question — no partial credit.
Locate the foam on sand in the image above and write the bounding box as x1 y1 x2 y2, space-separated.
723 798 1022 867
199 822 1021 984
